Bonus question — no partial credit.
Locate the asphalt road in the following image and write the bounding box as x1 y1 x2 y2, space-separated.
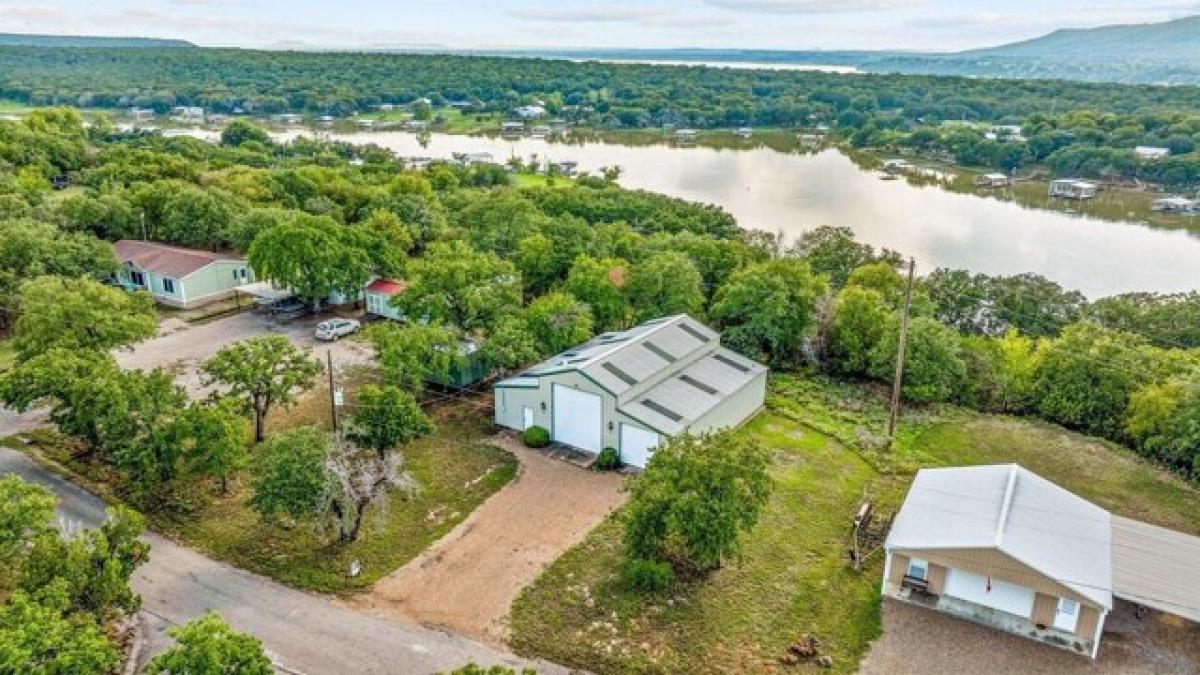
0 446 565 674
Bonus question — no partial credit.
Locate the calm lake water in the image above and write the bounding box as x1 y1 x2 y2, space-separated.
207 129 1200 298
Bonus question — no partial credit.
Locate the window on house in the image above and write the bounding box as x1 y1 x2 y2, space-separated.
130 270 145 286
906 558 928 580
162 278 175 294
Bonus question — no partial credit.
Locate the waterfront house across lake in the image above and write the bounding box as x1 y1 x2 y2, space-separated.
1135 146 1170 161
1152 197 1197 213
113 240 252 308
975 172 1011 188
884 464 1200 660
1049 179 1097 200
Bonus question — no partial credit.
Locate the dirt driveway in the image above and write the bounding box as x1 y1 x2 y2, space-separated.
116 310 374 399
346 434 626 646
860 598 1200 674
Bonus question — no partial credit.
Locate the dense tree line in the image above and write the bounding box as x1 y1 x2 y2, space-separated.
3 110 1200 491
2 45 1199 184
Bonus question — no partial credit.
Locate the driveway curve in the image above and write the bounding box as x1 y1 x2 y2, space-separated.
347 435 626 646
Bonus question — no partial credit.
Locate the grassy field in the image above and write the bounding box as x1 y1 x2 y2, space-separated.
512 172 578 189
509 373 1200 673
510 409 896 674
9 361 519 594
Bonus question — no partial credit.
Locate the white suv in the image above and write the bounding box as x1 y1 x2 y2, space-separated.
315 318 361 341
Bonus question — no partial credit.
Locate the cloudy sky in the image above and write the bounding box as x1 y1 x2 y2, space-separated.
2 1 1198 51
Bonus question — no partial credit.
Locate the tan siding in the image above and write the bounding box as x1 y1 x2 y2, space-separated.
1032 593 1058 626
1077 606 1101 640
927 563 947 594
889 553 909 586
892 547 1096 608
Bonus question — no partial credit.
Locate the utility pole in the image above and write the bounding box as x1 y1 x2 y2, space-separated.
327 350 338 432
140 211 148 241
887 257 916 442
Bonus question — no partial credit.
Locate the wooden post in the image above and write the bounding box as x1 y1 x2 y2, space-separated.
887 258 916 442
327 350 337 432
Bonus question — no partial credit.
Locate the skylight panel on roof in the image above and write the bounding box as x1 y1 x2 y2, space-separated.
601 361 638 385
713 353 750 373
641 399 683 422
642 341 676 362
679 322 712 343
679 374 718 395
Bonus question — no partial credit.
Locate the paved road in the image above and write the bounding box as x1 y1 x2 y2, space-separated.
0 446 566 674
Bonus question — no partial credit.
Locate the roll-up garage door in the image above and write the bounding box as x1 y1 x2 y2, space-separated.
619 423 660 468
551 384 603 453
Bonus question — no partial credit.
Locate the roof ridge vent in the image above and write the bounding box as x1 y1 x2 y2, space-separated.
994 464 1019 548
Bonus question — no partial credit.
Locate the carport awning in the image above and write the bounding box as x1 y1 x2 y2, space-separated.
235 282 293 302
1112 515 1200 623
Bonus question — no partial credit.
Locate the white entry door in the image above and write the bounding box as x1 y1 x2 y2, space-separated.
1054 597 1080 632
522 406 534 430
551 384 603 453
944 569 1035 618
620 423 660 468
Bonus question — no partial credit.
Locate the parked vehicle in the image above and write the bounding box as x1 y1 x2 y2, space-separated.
315 318 361 341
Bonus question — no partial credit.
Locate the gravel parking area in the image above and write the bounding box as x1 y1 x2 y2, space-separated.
116 310 374 398
346 433 626 646
860 598 1200 674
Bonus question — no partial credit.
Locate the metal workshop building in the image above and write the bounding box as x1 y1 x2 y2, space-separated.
493 314 767 468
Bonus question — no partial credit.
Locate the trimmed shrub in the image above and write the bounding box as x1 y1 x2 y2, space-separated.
521 425 550 448
594 447 621 471
623 558 674 592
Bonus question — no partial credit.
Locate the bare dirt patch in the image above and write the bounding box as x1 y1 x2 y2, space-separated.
344 434 626 646
860 598 1200 675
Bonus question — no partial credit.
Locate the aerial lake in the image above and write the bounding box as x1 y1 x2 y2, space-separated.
206 129 1200 298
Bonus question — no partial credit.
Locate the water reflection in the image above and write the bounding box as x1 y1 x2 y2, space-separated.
241 130 1200 297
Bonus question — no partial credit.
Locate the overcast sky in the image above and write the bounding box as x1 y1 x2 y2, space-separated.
2 1 1198 51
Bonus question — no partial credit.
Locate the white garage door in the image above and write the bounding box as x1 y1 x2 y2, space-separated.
944 569 1035 618
552 384 603 453
620 424 660 468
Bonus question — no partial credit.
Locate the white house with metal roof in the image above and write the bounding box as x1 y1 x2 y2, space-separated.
493 315 767 468
884 464 1200 659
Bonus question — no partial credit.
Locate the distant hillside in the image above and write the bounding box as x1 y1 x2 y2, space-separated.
870 16 1200 85
0 33 193 48
963 15 1200 63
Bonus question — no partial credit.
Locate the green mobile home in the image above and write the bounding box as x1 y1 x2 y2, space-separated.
113 240 252 309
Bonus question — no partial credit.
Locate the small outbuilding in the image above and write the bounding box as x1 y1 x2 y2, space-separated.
494 315 767 468
113 240 252 308
364 278 406 321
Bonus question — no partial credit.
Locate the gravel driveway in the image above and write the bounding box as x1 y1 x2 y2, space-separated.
346 433 627 646
860 598 1200 674
117 310 375 399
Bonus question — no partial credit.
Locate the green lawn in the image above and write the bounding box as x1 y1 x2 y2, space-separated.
512 172 577 189
511 409 901 674
509 373 1200 673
